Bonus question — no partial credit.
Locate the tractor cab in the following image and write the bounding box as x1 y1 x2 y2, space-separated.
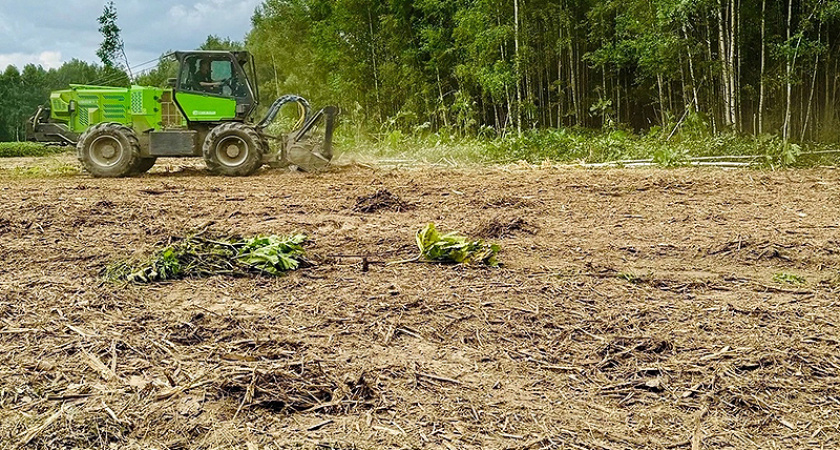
172 51 258 122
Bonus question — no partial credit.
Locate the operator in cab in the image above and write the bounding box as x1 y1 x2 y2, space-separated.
193 59 222 92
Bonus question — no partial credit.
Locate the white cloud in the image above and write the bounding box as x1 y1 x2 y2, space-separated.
0 51 63 70
0 1 262 71
165 0 260 29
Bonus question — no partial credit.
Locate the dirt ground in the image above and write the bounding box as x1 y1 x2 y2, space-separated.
1 159 839 449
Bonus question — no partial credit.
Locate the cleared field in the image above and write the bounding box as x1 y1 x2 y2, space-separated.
1 163 839 449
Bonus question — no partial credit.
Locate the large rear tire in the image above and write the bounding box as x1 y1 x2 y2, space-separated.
202 123 265 176
77 123 141 178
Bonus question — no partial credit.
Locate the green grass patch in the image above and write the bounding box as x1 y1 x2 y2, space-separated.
0 142 69 158
773 272 806 285
334 125 840 168
0 159 80 178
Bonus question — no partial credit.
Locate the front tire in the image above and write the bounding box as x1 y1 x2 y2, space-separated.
202 123 265 176
77 123 141 177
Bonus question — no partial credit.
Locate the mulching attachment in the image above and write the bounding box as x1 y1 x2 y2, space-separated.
353 189 410 213
220 362 377 414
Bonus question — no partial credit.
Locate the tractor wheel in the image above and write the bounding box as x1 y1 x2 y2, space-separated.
132 157 157 175
77 123 141 177
202 123 265 176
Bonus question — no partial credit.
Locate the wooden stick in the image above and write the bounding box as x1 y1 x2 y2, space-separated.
416 371 461 385
18 409 62 446
306 419 334 431
692 406 709 450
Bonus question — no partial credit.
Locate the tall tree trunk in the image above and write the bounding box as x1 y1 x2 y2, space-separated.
657 74 666 125
568 38 579 127
513 0 522 133
782 0 794 143
270 51 281 98
706 21 718 133
717 0 736 129
367 10 382 123
436 68 449 129
758 0 766 134
557 57 563 128
717 2 732 128
824 26 833 135
615 68 622 123
557 17 564 128
802 25 821 140
603 67 608 125
732 0 740 131
683 25 700 112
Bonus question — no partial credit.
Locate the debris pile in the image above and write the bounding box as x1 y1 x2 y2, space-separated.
220 363 377 414
354 189 411 213
475 215 538 238
106 234 309 282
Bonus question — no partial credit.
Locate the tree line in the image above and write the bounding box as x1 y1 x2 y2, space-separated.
2 0 840 143
247 0 840 141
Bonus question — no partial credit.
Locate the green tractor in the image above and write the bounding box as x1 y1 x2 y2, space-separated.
26 51 337 177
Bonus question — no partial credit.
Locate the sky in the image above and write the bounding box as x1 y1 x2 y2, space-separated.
0 0 262 73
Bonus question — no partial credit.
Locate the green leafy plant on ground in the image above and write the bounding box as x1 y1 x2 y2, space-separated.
415 223 500 266
773 272 806 285
617 271 641 283
106 234 308 283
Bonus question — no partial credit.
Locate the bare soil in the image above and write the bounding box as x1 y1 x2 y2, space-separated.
1 162 840 449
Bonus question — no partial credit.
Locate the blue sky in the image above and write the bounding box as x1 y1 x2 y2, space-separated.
0 0 262 72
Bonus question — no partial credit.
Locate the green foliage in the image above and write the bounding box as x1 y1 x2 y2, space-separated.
134 54 178 88
200 35 245 51
0 142 67 157
617 272 640 283
779 142 802 166
652 145 688 167
341 125 838 167
147 247 182 281
96 1 124 69
773 272 806 285
6 0 840 153
106 234 308 283
244 0 840 144
237 234 308 274
416 223 500 266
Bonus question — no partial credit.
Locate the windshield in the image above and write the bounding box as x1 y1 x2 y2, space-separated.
179 54 247 98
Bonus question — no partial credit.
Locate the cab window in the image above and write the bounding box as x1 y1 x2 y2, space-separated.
179 55 245 98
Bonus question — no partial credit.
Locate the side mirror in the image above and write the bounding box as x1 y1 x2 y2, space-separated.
167 78 177 88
